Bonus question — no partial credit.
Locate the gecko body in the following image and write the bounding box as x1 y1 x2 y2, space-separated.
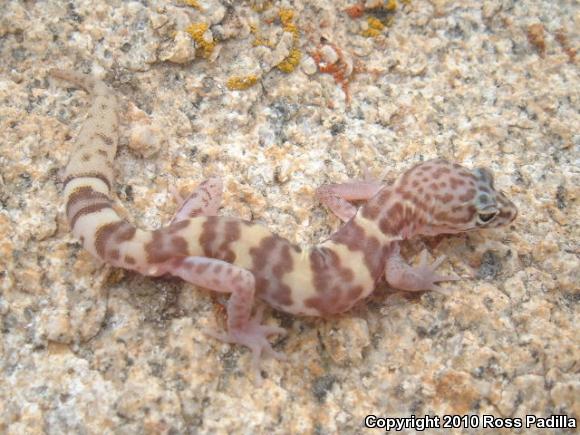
52 70 517 379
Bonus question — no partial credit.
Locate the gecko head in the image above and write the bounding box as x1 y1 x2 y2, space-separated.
399 159 517 236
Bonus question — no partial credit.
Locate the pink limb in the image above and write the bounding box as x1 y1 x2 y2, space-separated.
384 245 459 295
170 177 223 224
316 180 383 222
165 256 286 383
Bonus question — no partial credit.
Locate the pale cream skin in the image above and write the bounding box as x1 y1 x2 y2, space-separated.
52 69 517 382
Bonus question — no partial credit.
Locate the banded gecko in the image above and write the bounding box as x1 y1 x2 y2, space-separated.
51 69 517 380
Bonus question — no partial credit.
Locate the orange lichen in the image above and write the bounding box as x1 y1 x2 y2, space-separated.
311 43 354 104
210 294 228 329
186 22 215 58
345 4 365 18
226 75 259 90
346 0 400 33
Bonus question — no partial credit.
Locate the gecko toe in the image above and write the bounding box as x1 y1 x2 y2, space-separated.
434 273 460 282
431 255 447 270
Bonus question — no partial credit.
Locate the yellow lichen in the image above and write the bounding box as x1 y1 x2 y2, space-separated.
279 8 295 25
185 22 215 58
362 16 385 37
277 47 301 73
362 28 381 38
368 17 385 30
182 0 200 9
226 75 260 90
279 8 299 39
284 22 299 38
385 0 397 11
253 37 273 47
276 8 301 73
251 0 272 12
250 23 273 47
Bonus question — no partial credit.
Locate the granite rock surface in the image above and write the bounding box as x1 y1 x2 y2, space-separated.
0 0 578 433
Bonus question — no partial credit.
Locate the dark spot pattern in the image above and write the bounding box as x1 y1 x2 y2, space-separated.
432 167 451 178
199 217 241 263
458 188 477 202
125 255 136 265
95 221 126 258
66 186 112 228
304 246 363 315
361 188 391 220
168 219 190 234
378 202 425 236
250 235 296 306
331 220 386 280
63 172 112 191
196 263 210 274
93 220 137 261
145 221 190 264
449 177 465 189
435 193 454 203
435 205 476 224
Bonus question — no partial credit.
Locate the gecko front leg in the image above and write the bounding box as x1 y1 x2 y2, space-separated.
384 244 459 295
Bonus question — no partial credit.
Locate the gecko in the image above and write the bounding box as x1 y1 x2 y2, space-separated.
50 69 517 381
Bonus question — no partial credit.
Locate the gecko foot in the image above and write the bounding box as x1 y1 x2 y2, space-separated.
204 306 287 384
385 248 460 295
411 250 460 295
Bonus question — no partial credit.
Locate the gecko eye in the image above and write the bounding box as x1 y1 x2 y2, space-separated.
477 210 498 225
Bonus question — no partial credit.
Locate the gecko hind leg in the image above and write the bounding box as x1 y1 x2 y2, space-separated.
384 245 460 295
166 256 286 383
316 180 384 222
170 177 223 223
